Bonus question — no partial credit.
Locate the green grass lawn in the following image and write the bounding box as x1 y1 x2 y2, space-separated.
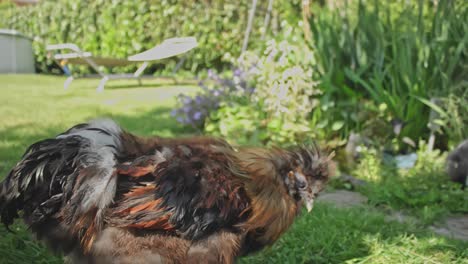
0 75 466 264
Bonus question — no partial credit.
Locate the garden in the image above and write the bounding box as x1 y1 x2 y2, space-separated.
0 0 467 263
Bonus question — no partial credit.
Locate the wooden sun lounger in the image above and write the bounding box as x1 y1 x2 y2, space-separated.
46 37 198 92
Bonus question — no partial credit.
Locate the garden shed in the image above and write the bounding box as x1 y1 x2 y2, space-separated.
0 29 35 73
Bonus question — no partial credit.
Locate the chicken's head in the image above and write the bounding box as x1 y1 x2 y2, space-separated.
283 146 332 212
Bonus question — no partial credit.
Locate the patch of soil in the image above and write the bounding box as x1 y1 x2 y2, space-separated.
317 190 368 208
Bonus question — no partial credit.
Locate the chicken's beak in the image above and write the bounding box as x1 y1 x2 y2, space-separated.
300 191 314 213
305 198 314 212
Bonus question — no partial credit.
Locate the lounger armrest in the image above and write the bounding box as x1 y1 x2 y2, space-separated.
54 52 93 60
46 43 94 60
46 43 82 52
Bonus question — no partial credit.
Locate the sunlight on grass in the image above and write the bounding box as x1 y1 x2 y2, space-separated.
358 234 466 264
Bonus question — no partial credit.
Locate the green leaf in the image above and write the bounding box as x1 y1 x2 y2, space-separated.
412 96 448 118
331 121 345 131
268 119 282 130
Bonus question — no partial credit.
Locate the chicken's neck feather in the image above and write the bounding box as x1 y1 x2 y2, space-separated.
236 148 299 246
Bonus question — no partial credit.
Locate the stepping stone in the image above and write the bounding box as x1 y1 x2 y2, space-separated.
317 190 368 208
430 215 468 241
384 210 417 224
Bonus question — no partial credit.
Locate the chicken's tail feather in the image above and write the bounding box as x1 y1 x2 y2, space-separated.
0 119 123 252
0 137 80 229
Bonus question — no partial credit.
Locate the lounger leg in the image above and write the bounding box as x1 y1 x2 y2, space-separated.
97 76 109 92
132 61 148 87
171 55 187 84
172 55 186 75
57 61 74 90
64 76 74 90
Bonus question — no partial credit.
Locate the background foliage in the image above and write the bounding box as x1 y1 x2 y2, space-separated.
0 0 303 73
347 143 468 224
309 0 467 148
205 40 321 146
172 0 468 151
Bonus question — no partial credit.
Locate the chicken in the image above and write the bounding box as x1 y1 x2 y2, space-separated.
447 140 468 189
0 119 331 263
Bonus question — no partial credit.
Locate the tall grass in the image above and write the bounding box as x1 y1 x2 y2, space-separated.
309 0 467 148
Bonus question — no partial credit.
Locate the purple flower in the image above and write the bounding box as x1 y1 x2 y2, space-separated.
193 111 202 120
183 96 192 105
195 95 203 104
176 116 185 123
207 69 214 78
173 65 251 129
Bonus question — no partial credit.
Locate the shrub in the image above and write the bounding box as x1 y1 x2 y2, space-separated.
309 0 468 149
443 93 468 145
0 0 303 74
421 92 468 147
205 40 321 146
206 98 265 146
351 142 468 224
172 69 253 130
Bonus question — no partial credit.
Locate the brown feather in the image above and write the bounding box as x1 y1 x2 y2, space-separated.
235 148 300 244
123 185 157 198
128 199 161 214
127 214 173 230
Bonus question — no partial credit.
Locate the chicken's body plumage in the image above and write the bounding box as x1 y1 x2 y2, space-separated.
0 119 329 263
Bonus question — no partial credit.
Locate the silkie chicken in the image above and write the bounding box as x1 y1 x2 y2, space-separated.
0 119 331 263
447 140 468 189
